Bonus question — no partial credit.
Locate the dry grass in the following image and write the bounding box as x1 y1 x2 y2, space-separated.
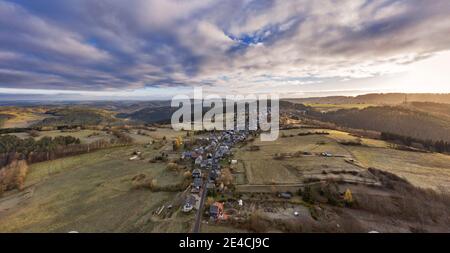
234 208 365 233
356 168 450 225
131 173 190 192
348 146 450 190
166 162 186 171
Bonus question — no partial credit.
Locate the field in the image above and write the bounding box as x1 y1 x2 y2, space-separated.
0 144 193 232
234 129 377 187
6 126 187 145
0 107 50 128
234 128 450 191
347 146 450 191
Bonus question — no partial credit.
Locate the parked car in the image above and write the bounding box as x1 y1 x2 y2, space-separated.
278 192 293 199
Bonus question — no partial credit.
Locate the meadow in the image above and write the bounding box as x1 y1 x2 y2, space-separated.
234 128 450 191
0 144 191 232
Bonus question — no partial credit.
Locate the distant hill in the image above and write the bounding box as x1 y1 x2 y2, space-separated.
0 114 12 128
286 93 450 105
316 104 450 142
33 107 120 127
117 106 177 124
405 102 450 120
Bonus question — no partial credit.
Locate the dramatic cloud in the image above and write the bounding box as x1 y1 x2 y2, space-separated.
1 0 450 99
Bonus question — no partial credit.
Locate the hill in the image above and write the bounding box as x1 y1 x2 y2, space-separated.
316 105 450 142
33 107 121 127
406 102 450 120
117 106 177 124
287 93 450 105
0 107 49 128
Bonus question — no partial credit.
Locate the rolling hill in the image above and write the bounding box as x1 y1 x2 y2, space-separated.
315 105 450 142
287 93 450 105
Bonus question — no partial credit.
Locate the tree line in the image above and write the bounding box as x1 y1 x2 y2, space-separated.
380 132 450 154
0 131 134 166
314 106 450 143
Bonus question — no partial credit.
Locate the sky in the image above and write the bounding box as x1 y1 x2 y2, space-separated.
1 0 450 100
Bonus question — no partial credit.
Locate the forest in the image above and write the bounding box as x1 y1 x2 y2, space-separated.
316 106 450 143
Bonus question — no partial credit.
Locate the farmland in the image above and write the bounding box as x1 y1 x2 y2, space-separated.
0 142 192 232
234 128 450 191
0 107 50 128
234 129 368 186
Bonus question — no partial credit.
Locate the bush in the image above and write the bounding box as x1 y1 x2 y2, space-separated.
166 162 180 171
0 159 28 192
28 130 40 137
131 175 157 190
302 186 314 204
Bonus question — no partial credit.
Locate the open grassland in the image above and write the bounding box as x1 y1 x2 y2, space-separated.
0 144 190 232
146 127 186 140
234 129 364 185
325 130 389 148
347 146 450 191
235 129 450 191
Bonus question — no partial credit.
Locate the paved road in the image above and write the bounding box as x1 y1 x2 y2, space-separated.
191 132 245 233
192 139 221 233
192 179 209 233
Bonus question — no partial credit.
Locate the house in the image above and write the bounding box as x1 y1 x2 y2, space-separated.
200 160 208 169
182 194 197 213
209 169 220 181
181 151 192 160
209 202 224 220
192 168 202 178
182 203 193 213
191 178 203 193
195 156 203 165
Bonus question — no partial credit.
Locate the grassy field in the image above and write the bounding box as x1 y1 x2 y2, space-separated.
234 128 450 191
0 144 191 232
7 127 179 145
347 146 450 191
234 129 371 185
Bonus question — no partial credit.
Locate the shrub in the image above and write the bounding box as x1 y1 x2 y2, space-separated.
0 159 28 192
302 186 314 204
28 130 40 137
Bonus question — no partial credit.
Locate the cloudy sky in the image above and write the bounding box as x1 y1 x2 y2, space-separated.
1 0 450 100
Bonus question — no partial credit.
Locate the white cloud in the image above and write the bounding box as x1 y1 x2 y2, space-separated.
1 0 450 97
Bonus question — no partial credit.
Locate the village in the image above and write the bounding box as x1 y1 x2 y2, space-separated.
178 129 250 232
